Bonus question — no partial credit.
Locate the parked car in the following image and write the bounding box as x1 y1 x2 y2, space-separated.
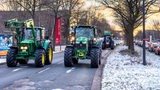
155 44 160 55
145 41 149 49
148 43 158 52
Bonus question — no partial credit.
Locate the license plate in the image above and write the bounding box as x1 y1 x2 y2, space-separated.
22 50 26 52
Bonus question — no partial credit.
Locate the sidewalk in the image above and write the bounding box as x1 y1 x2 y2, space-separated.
102 45 160 90
0 45 66 64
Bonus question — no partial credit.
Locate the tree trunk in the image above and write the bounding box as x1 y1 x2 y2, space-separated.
125 26 135 52
51 14 58 51
65 17 70 44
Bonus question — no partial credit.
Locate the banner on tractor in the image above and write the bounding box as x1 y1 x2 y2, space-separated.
55 17 61 45
0 35 12 56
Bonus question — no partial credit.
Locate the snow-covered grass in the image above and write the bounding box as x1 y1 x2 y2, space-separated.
102 45 160 90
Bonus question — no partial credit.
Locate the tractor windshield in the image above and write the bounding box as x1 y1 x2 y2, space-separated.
75 27 94 39
23 28 41 40
24 29 33 40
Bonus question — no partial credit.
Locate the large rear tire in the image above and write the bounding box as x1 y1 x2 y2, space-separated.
90 48 99 68
99 49 102 65
64 47 73 67
35 49 46 67
6 49 17 67
45 44 53 65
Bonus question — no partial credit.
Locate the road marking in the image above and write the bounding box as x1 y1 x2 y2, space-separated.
12 68 22 72
52 88 63 90
38 68 50 74
66 67 75 74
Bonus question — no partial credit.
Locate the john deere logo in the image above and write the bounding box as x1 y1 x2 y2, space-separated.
79 52 84 56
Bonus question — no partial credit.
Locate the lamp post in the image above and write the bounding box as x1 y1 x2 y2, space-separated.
143 0 147 65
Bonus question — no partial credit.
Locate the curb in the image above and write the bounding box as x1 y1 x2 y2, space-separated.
91 50 112 90
0 62 6 65
53 51 64 54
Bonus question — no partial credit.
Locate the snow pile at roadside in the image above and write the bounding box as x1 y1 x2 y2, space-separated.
102 45 160 90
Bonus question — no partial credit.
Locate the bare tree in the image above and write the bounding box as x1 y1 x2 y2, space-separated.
100 0 158 52
6 0 45 21
42 0 63 50
152 19 160 39
62 0 82 44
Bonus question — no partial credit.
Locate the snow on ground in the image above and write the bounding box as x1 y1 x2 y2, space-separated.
102 45 160 90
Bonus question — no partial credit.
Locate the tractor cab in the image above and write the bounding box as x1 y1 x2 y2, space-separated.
70 26 98 45
75 27 94 40
23 27 45 41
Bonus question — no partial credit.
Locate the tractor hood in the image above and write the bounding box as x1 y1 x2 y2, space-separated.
20 40 34 44
76 37 88 43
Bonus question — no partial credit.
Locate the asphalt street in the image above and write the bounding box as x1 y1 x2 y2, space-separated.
0 50 110 90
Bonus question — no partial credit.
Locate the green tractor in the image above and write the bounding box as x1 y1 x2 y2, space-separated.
64 26 102 68
102 31 114 50
4 19 53 67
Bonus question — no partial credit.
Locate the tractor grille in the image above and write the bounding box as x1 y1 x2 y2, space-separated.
76 43 86 49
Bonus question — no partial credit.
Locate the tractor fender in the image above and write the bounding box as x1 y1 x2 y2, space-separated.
43 40 51 50
66 45 74 48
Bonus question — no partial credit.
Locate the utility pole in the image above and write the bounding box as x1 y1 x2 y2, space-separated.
143 0 147 65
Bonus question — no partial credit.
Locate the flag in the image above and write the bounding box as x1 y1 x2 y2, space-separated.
55 17 61 45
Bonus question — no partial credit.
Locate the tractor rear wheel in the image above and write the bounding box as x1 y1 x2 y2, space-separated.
72 58 78 64
45 44 53 65
35 49 46 67
18 60 28 64
6 49 17 67
64 47 73 67
90 48 99 68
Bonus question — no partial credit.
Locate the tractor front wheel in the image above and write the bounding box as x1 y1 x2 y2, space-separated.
35 49 46 67
90 48 99 68
6 49 17 67
45 44 53 65
64 47 73 67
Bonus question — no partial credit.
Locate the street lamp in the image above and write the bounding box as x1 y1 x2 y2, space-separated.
143 0 147 65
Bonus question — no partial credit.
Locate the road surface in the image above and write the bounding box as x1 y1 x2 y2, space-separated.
0 50 110 90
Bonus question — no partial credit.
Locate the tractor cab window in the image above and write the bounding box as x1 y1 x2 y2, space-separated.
75 27 94 39
24 29 33 40
35 29 41 41
106 36 110 42
23 28 41 40
106 36 112 42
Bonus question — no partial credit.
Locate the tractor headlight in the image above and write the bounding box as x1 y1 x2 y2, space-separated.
106 42 109 45
93 38 97 42
24 46 28 50
76 41 80 44
20 46 24 50
20 46 28 50
70 36 75 42
82 42 87 44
